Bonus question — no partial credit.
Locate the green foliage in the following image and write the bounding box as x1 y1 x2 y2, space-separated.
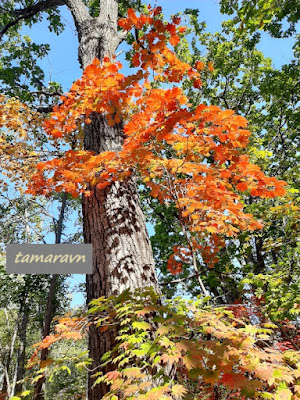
0 33 50 100
0 0 65 101
43 344 88 399
243 272 300 321
220 0 300 38
33 288 300 399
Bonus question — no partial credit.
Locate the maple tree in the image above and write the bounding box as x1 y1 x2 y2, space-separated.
0 94 42 189
27 7 286 276
168 9 300 317
0 1 298 399
27 288 300 400
19 6 292 398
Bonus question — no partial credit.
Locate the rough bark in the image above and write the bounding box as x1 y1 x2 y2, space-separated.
64 2 159 398
83 114 159 399
76 1 125 66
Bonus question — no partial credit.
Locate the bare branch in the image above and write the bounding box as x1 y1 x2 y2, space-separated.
161 274 196 285
30 90 62 97
0 0 66 40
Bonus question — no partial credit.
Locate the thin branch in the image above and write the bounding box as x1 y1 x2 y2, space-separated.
161 274 197 287
220 76 230 109
30 90 62 97
0 0 66 40
161 163 209 297
55 192 68 244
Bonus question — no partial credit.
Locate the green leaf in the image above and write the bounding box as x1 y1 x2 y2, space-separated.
132 321 151 331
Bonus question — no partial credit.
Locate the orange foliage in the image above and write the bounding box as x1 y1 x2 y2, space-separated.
0 94 42 190
28 316 85 368
26 7 286 272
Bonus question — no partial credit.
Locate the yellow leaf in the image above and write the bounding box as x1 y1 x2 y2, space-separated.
40 359 54 368
171 384 187 397
275 389 293 400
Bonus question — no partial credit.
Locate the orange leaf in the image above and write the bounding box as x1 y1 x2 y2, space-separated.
106 370 120 381
170 34 180 46
195 61 205 71
236 182 248 191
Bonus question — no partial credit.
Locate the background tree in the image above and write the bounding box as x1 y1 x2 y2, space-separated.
146 8 299 321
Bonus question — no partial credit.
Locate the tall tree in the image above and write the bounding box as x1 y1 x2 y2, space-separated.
1 1 158 398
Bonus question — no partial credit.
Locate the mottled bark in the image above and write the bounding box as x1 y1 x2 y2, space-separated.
70 0 125 67
64 1 160 397
83 114 158 399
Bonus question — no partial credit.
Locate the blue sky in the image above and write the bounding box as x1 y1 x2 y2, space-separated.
21 1 298 307
23 0 297 92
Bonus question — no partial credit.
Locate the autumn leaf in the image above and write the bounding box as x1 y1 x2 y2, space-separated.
219 372 248 389
106 370 121 381
171 384 188 397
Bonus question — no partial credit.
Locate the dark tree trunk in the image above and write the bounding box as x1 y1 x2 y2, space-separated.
33 274 57 400
254 236 266 274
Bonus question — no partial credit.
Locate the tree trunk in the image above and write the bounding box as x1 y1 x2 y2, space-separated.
63 0 159 397
254 236 266 274
83 114 159 398
33 192 67 400
33 274 58 400
1 312 18 398
14 302 29 395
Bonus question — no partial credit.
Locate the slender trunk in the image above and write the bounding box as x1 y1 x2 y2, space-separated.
32 275 57 400
14 303 29 395
254 236 266 274
1 317 18 397
33 192 67 400
271 249 278 264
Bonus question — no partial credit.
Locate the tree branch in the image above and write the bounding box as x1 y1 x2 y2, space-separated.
64 0 91 25
161 274 196 285
0 0 66 40
36 105 56 113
